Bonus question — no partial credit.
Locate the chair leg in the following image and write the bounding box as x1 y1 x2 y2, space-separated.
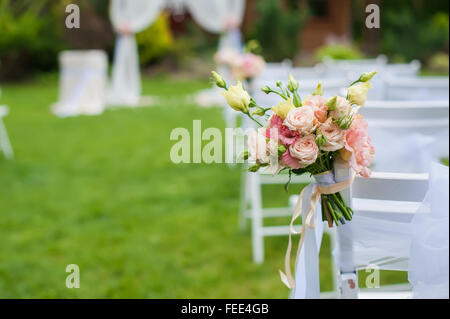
238 171 249 232
0 118 14 160
249 174 264 264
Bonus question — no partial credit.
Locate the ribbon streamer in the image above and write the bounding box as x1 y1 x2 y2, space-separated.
279 171 355 289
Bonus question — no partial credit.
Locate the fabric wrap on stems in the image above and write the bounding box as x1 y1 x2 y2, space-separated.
279 170 355 291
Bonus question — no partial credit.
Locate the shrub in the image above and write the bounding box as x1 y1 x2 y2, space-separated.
382 10 449 62
251 0 309 62
315 44 365 61
136 13 174 66
0 0 63 81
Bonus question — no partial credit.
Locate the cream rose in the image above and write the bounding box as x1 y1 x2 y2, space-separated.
289 135 319 167
284 106 316 134
317 118 345 151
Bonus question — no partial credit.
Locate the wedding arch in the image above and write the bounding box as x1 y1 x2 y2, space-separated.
108 0 246 106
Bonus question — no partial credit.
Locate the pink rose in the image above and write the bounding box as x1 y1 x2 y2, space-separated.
284 106 316 135
317 118 345 151
232 53 265 80
289 135 319 168
266 115 299 146
281 149 302 169
304 95 328 123
330 96 352 120
344 115 375 177
214 48 241 67
241 53 265 78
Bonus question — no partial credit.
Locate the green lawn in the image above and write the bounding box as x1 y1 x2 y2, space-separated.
0 74 405 298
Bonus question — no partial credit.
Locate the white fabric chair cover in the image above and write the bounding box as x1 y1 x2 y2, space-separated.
384 76 449 101
108 0 165 106
408 163 449 299
53 50 108 117
360 100 449 173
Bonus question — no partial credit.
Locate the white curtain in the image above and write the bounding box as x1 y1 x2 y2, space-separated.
184 0 245 34
109 0 165 106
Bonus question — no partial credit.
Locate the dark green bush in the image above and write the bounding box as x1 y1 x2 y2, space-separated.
0 0 63 81
251 0 309 62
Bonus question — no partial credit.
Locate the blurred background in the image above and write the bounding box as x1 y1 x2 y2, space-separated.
0 0 448 298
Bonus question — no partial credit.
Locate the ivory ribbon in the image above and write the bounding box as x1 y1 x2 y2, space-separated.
279 171 355 289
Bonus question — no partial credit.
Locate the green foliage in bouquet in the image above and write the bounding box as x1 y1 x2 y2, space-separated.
251 0 309 62
136 13 174 66
0 0 63 81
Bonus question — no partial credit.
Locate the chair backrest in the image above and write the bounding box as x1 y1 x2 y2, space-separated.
360 100 449 173
361 100 449 131
383 75 449 101
290 65 326 80
384 60 421 77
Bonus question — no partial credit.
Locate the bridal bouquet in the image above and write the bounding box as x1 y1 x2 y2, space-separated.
212 71 376 227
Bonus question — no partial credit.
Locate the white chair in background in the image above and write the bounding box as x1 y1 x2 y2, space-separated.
0 105 14 160
290 64 326 80
360 100 449 173
383 75 449 101
52 50 108 117
384 60 421 77
240 169 313 263
322 55 387 78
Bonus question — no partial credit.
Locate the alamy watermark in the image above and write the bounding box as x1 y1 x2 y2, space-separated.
65 4 80 29
365 4 380 29
65 264 80 288
169 120 279 166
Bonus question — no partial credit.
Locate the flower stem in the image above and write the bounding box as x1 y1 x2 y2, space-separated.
246 112 264 127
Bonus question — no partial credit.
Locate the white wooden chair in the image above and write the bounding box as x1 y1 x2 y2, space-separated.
240 170 313 263
383 75 449 101
0 105 14 160
360 100 449 173
333 170 430 299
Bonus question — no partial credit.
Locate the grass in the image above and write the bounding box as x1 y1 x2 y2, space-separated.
0 74 405 298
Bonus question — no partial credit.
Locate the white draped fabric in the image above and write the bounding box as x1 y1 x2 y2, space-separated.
409 163 449 299
109 0 246 107
109 0 165 106
184 0 245 33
